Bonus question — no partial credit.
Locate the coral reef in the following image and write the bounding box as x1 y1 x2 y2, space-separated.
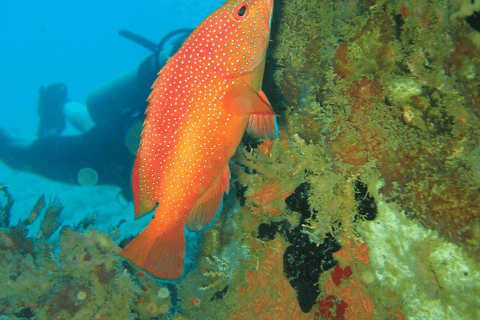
0 191 172 320
37 196 63 238
0 186 14 228
356 182 480 319
175 0 480 318
2 0 480 319
232 236 310 320
264 0 480 255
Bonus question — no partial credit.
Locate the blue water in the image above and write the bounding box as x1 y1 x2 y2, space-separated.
0 0 223 137
0 0 224 270
0 1 250 318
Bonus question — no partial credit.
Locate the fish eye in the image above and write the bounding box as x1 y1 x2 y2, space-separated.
233 3 249 21
238 5 247 16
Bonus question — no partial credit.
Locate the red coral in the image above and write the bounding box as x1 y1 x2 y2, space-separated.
331 263 353 286
401 5 409 18
314 264 353 319
314 295 348 320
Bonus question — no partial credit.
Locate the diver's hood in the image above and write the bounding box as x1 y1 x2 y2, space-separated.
86 29 193 126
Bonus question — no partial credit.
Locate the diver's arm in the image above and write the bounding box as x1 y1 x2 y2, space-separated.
64 101 95 134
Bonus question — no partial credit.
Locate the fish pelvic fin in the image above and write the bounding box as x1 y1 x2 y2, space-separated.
118 217 185 279
187 166 230 232
132 157 156 219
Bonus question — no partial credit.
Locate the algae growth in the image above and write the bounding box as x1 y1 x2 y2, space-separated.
1 0 480 319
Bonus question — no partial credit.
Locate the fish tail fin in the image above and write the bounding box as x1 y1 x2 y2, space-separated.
119 218 185 279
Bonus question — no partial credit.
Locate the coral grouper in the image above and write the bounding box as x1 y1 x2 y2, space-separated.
120 0 277 279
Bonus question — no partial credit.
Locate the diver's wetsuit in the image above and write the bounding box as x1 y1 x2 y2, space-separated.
0 29 191 201
0 113 137 200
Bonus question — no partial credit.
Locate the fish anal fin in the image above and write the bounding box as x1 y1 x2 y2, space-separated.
187 166 230 231
132 157 156 219
118 217 185 279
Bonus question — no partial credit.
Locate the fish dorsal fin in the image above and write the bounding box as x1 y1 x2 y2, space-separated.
132 157 156 218
187 166 231 231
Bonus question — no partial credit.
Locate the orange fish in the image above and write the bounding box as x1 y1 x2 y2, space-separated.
119 0 277 279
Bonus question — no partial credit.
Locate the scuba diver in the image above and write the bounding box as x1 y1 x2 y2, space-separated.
0 28 192 201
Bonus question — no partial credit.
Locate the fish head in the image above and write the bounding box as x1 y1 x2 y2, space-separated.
186 0 274 81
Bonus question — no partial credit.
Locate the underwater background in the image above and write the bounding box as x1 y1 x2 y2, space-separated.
1 0 480 319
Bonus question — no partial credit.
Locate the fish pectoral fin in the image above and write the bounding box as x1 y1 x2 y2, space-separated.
225 86 278 140
118 217 186 279
247 89 278 140
132 157 156 218
246 111 279 140
187 166 230 232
